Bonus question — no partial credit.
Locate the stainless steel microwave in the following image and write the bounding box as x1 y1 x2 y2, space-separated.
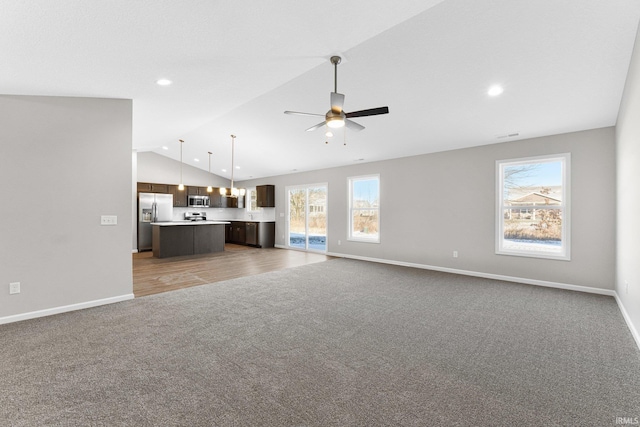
188 194 210 207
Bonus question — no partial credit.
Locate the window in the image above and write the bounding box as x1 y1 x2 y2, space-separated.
287 184 328 252
349 175 380 243
247 188 259 212
496 154 570 260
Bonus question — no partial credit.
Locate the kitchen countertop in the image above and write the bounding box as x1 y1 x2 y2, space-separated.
222 219 276 223
151 221 230 226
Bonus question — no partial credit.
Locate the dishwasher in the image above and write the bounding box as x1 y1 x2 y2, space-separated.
245 222 258 246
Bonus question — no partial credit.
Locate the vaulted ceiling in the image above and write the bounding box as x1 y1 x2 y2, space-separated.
3 0 639 180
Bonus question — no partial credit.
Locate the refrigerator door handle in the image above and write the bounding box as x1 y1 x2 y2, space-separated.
152 202 158 222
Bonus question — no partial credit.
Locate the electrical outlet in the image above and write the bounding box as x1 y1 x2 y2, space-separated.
9 282 20 294
101 215 118 225
453 250 458 258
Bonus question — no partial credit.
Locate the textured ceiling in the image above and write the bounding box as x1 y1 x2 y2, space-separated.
2 0 639 180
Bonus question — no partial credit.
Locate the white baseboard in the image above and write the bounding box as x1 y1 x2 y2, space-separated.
324 251 640 350
613 293 640 351
325 251 616 296
0 293 135 325
278 247 638 349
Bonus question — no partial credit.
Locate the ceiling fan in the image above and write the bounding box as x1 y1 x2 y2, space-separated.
284 56 389 132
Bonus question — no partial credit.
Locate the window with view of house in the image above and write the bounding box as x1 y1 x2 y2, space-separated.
496 154 570 260
348 175 380 243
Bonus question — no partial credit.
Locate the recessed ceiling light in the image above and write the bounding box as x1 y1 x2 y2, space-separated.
162 146 169 150
194 158 199 162
156 79 172 86
488 85 504 97
325 131 334 137
235 166 240 169
221 169 227 173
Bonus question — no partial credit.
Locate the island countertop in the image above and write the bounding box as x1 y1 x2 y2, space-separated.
151 221 230 226
220 219 276 223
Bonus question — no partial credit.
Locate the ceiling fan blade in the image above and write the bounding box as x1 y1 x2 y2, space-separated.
305 121 327 132
345 106 389 118
344 119 365 132
330 92 345 114
284 110 325 117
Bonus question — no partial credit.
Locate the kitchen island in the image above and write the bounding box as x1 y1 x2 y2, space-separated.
151 221 229 258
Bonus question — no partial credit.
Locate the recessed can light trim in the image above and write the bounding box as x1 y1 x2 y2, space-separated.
488 85 504 97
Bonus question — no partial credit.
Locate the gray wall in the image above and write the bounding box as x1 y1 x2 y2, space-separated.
0 95 133 321
240 127 616 291
616 24 640 344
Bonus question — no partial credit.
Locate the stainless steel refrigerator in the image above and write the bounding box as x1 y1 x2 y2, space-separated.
138 193 173 251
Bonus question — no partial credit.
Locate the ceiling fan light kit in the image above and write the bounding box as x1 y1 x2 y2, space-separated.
284 55 389 135
326 114 345 129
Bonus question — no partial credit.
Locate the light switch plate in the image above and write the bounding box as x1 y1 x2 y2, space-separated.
101 215 118 225
9 282 20 294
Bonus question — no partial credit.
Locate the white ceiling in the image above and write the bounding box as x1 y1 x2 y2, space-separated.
2 0 639 181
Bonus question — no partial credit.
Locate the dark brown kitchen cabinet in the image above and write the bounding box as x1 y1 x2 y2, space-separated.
153 224 225 258
225 221 275 248
187 186 210 195
168 185 188 207
208 190 223 208
256 185 275 207
230 222 246 244
137 182 169 193
225 223 233 242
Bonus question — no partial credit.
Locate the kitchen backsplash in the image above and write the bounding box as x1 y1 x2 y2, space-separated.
173 207 276 222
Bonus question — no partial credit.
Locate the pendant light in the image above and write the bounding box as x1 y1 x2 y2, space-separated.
178 139 185 191
207 151 213 193
219 134 243 198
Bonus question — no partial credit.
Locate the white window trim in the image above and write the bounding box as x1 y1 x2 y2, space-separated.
285 183 329 253
495 153 571 261
246 187 261 213
348 174 380 243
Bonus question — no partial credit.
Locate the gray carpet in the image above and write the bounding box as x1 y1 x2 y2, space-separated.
1 258 639 426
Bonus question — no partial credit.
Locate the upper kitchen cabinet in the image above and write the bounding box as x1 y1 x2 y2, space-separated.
187 186 209 195
137 182 169 193
208 189 222 208
168 185 188 207
257 185 275 207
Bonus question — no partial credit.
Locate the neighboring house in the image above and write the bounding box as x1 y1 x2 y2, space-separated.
505 191 562 220
508 192 562 206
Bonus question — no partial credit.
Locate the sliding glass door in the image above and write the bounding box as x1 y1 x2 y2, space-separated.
287 184 327 252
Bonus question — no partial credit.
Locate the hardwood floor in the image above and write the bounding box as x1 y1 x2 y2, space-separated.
133 244 334 297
